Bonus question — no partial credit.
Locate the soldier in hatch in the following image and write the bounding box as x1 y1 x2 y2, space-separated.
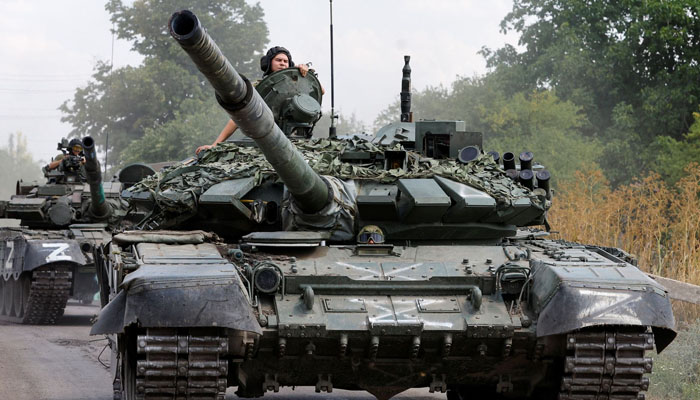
195 46 321 154
45 138 85 171
357 225 386 245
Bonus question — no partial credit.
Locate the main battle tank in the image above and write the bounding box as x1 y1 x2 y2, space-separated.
90 10 676 400
0 136 129 323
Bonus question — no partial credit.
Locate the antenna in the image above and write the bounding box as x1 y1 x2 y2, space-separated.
328 0 337 138
104 22 115 175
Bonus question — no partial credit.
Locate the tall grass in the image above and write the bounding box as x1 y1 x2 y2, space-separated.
549 165 700 398
548 163 700 287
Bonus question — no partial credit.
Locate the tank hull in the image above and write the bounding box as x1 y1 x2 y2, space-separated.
93 234 673 400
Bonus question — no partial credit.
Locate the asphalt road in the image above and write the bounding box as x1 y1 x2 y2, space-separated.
0 303 110 400
0 303 445 400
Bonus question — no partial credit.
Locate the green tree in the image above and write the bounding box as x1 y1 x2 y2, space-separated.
654 109 700 184
0 133 43 200
373 74 598 182
60 0 268 169
121 98 229 164
482 90 599 182
374 84 455 129
483 0 700 184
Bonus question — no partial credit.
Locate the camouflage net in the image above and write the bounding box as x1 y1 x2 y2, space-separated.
127 138 545 215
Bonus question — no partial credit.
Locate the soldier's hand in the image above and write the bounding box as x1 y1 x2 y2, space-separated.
196 144 213 155
297 63 309 77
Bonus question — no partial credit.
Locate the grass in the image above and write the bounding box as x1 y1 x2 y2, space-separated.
647 318 700 400
548 164 700 398
548 163 700 287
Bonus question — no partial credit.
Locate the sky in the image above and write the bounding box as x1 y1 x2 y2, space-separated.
0 0 519 164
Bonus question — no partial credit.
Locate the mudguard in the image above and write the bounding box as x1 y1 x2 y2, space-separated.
2 237 87 279
530 259 676 351
91 258 262 335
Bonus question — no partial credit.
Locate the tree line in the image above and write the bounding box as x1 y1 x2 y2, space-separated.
377 0 700 186
7 0 697 189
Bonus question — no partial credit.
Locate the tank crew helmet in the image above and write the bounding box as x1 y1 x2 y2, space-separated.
260 46 294 77
68 138 83 154
357 225 385 244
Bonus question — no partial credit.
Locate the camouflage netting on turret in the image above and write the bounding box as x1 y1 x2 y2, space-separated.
127 138 547 216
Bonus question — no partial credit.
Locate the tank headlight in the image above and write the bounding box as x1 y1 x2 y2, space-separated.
254 266 281 294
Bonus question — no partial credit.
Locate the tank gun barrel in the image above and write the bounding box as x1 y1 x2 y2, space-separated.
82 136 111 219
168 10 329 213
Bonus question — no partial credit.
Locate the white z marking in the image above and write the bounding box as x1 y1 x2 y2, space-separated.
42 243 72 263
3 241 13 272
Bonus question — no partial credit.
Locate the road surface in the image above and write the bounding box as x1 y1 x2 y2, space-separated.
0 303 445 400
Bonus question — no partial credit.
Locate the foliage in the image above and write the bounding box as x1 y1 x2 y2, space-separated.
654 109 700 184
648 319 700 400
549 165 700 286
484 0 700 185
550 164 700 398
0 133 43 200
481 90 598 182
105 0 267 73
374 83 455 129
374 76 599 182
60 0 268 169
121 98 229 164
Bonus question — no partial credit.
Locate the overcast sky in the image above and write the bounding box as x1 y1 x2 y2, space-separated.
0 0 519 164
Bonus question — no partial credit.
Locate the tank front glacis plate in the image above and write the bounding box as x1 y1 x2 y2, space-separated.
260 244 518 338
275 294 519 336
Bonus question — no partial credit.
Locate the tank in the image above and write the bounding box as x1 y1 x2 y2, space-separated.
0 136 131 323
90 10 677 400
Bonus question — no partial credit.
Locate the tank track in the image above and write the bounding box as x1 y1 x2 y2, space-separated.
559 330 655 400
132 328 229 400
23 269 72 324
0 269 71 324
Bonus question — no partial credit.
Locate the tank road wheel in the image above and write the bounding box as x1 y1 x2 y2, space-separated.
2 276 13 316
16 274 31 320
0 278 6 316
12 275 26 317
119 334 138 400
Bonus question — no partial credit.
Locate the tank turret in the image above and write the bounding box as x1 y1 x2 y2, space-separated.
169 10 328 214
0 136 138 324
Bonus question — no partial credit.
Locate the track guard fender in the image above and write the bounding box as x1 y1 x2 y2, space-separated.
91 264 262 336
91 290 128 334
24 239 88 270
2 237 87 279
530 260 677 352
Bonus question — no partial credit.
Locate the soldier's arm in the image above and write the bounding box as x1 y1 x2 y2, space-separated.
47 158 62 170
196 120 238 155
